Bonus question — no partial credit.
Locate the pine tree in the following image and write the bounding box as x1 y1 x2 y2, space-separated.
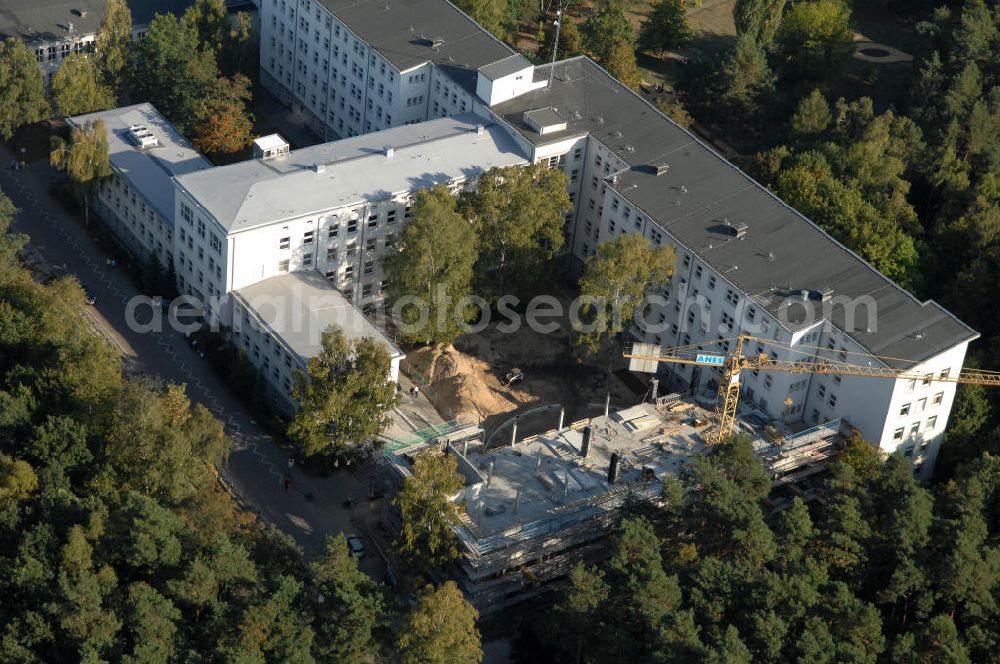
791 88 832 136
715 35 775 116
733 0 787 46
638 0 693 58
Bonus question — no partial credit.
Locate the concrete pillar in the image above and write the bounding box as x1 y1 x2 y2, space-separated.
558 407 565 430
487 460 494 488
463 439 468 457
536 447 542 470
511 416 519 446
605 391 611 417
514 488 520 514
563 471 570 500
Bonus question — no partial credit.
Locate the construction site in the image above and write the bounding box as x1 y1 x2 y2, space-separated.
397 293 645 430
384 392 849 614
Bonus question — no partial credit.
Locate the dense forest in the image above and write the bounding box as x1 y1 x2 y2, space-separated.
514 437 1000 662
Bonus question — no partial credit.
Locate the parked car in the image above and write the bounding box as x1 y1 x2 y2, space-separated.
346 534 365 559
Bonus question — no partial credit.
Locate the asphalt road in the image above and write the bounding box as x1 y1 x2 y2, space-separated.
0 148 391 575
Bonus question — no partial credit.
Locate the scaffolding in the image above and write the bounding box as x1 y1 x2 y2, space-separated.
385 399 847 614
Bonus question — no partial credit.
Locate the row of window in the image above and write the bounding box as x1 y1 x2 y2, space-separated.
35 40 93 64
893 416 938 442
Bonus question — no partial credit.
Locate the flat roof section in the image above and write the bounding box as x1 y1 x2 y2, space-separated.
176 114 528 233
317 0 514 73
253 134 289 152
234 270 404 367
68 103 213 223
479 53 532 80
489 57 978 368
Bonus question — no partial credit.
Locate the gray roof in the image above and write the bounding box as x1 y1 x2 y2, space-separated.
479 53 531 80
490 57 978 369
0 0 105 43
68 103 213 223
127 0 197 26
176 114 528 233
234 270 404 366
316 0 514 73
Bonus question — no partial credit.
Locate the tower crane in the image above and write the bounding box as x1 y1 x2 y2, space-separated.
624 334 1000 445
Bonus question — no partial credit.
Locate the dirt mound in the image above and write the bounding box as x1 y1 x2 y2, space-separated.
409 345 540 422
401 292 647 430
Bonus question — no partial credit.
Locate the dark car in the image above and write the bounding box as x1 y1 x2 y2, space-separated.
346 535 366 559
83 289 96 305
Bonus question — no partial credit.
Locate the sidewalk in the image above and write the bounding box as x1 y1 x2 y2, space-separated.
385 372 448 439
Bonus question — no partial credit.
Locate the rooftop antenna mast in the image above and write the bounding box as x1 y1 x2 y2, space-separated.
547 4 562 89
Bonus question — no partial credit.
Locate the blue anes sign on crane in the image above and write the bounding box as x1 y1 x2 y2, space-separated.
695 353 726 366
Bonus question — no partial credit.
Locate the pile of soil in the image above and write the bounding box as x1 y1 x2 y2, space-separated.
408 344 537 422
403 299 644 429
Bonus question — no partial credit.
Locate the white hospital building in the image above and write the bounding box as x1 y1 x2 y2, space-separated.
72 0 977 477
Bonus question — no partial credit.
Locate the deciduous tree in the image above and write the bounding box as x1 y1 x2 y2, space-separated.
463 163 570 297
775 0 853 80
287 326 399 460
454 0 510 42
95 0 132 93
393 453 464 572
50 54 116 118
191 74 254 156
574 232 674 356
50 120 113 227
130 13 221 133
539 11 583 60
0 38 49 139
398 582 482 664
384 184 479 345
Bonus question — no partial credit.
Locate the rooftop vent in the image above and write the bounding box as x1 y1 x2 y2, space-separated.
127 124 158 149
253 134 289 160
432 37 445 47
66 21 74 32
818 286 833 302
475 124 484 135
653 162 669 176
384 145 394 158
733 222 749 239
312 163 325 173
73 9 88 17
